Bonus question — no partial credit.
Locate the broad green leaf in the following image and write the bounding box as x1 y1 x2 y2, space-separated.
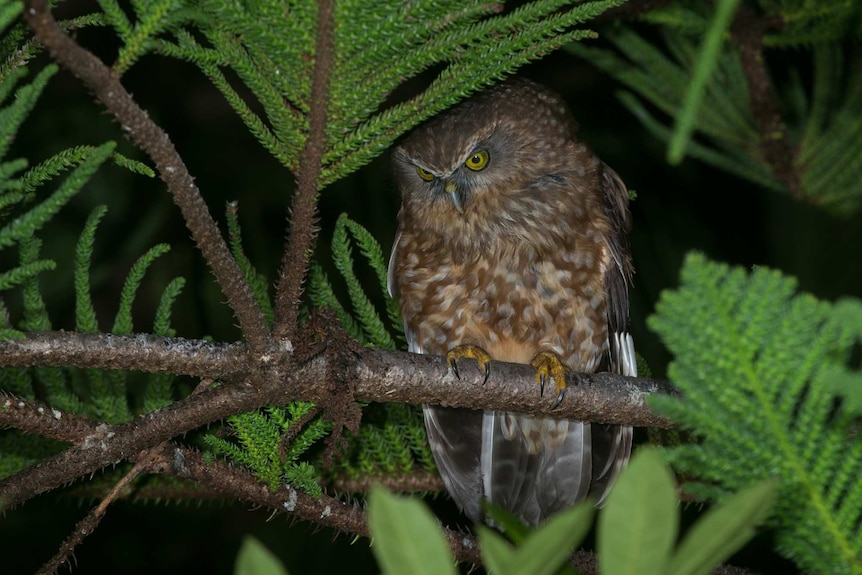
367 486 457 575
598 448 677 575
480 503 594 575
482 502 531 544
478 525 517 574
234 536 289 575
668 481 775 575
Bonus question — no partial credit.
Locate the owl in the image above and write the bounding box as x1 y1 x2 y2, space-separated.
387 78 636 526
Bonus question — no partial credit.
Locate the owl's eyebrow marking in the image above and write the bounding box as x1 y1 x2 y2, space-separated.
531 173 566 186
470 125 498 150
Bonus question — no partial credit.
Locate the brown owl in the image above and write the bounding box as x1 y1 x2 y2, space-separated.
387 79 636 526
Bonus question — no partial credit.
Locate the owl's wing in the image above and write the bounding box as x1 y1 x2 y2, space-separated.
388 227 487 523
587 163 636 506
387 229 401 300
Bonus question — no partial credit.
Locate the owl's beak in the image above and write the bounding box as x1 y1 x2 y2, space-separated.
444 179 464 214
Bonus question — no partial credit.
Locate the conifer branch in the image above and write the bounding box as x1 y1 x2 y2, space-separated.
0 331 674 426
117 444 761 574
274 0 335 340
36 453 160 575
328 471 444 494
22 0 273 353
159 444 484 563
0 390 99 442
0 330 672 510
730 6 801 198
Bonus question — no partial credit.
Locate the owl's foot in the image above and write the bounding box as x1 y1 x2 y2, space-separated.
531 351 568 406
446 345 491 385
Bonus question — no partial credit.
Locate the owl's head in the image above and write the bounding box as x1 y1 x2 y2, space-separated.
392 79 581 222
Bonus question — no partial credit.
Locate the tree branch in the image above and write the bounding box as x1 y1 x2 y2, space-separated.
22 0 273 353
0 390 99 442
0 331 674 425
154 445 755 574
0 330 673 511
731 7 801 198
36 451 162 575
274 0 336 340
157 444 483 563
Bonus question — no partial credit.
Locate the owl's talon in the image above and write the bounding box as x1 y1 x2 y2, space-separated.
449 356 461 380
446 345 492 385
555 387 566 407
531 351 568 405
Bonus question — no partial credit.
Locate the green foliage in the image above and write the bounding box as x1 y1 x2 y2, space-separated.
226 202 274 325
203 403 331 496
367 450 772 575
0 4 187 478
149 0 623 185
567 3 862 214
757 0 862 46
234 536 291 575
113 243 173 334
665 0 741 163
306 214 434 483
308 213 402 349
97 0 192 74
599 448 775 575
793 45 862 212
648 253 862 574
337 402 435 483
478 503 593 575
0 198 187 436
367 485 458 575
0 1 20 32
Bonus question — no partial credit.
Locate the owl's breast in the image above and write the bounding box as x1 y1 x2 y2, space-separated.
395 232 609 371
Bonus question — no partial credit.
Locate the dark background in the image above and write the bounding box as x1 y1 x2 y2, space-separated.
2 6 859 574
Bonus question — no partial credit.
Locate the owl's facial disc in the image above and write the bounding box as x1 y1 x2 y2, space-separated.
443 179 464 214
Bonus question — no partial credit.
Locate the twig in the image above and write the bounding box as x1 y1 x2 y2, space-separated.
730 6 801 198
22 0 273 353
0 391 99 442
327 471 444 494
160 444 482 563
273 0 336 341
0 333 250 379
36 450 164 575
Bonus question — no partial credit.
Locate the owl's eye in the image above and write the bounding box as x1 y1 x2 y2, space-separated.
416 166 435 181
464 149 490 171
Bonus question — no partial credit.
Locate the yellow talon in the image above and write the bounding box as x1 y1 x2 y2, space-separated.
446 345 492 385
531 351 568 406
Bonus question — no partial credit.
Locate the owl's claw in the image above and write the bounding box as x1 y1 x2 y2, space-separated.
446 345 492 385
531 351 568 407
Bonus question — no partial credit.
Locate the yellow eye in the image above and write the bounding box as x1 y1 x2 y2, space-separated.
464 149 490 171
416 166 435 181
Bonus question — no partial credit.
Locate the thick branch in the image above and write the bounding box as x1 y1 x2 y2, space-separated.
0 331 675 426
274 0 336 340
0 332 250 379
0 331 673 510
22 0 272 352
